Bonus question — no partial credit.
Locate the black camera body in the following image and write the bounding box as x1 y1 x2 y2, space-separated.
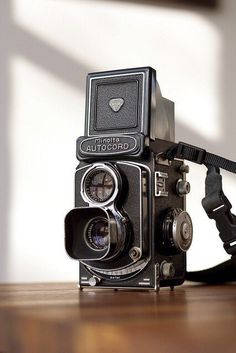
65 67 193 290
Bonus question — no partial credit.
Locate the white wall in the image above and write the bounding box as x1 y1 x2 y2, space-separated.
0 0 236 282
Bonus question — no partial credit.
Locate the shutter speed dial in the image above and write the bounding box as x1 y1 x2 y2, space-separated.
162 209 193 253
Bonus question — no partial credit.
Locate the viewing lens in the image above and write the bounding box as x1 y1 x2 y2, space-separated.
84 169 115 203
85 218 109 250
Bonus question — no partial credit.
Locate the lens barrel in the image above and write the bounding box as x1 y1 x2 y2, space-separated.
85 217 109 251
65 207 126 261
81 164 120 207
84 169 115 203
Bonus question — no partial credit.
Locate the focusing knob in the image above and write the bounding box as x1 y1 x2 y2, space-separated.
162 208 193 252
176 179 190 196
161 261 175 278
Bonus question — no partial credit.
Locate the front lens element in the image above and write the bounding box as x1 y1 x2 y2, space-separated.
84 169 115 203
85 218 109 250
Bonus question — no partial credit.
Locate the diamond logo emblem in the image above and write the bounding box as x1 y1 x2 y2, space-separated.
109 98 124 112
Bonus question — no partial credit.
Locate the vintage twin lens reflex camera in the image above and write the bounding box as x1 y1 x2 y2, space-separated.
65 67 193 290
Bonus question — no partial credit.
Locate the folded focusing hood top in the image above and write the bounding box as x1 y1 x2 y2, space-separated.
77 67 175 160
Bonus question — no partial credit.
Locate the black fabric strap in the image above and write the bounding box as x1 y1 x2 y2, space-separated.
165 141 236 174
164 141 236 283
202 166 236 256
186 258 236 284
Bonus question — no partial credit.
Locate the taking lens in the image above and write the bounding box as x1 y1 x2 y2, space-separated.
84 168 115 203
85 217 109 251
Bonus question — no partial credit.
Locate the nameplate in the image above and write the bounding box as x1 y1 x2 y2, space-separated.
79 135 138 156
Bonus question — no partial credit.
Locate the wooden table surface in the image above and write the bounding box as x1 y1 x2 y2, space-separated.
0 283 235 353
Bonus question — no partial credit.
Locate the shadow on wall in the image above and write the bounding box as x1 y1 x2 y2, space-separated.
212 0 236 161
0 1 11 282
100 0 219 9
176 0 236 162
102 0 235 161
0 0 91 281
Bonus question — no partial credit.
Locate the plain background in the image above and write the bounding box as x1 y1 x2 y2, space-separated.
0 0 236 282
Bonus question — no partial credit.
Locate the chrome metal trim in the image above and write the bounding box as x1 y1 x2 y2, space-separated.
87 72 145 136
154 263 160 291
117 161 150 252
79 135 138 156
85 258 148 276
155 152 171 166
118 160 153 257
155 171 168 197
80 285 155 291
80 163 120 208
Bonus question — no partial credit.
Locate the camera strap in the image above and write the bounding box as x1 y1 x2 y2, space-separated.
164 141 236 283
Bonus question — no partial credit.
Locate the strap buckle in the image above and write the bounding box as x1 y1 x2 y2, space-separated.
202 166 236 257
176 142 206 164
206 195 232 219
225 242 236 257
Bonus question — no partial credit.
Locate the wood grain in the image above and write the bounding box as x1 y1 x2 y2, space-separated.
0 283 236 353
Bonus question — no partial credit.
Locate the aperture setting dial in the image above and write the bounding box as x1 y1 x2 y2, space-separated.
162 208 193 253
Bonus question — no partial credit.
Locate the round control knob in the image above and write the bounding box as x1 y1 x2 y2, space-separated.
88 276 100 287
162 208 193 252
161 261 175 278
129 247 141 261
176 179 190 196
180 164 190 174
